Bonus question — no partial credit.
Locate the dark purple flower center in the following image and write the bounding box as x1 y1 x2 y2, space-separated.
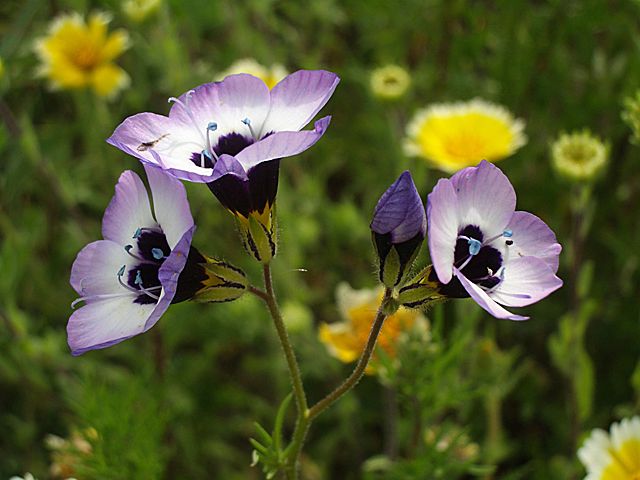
430 225 503 298
122 229 206 305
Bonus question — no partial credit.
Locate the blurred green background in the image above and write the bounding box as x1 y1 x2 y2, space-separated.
0 0 639 478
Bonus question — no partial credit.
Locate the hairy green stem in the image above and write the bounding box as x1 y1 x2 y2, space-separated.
307 288 392 420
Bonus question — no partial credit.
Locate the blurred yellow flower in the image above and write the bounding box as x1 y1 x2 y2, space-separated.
35 12 130 98
370 64 411 100
578 416 640 480
551 130 608 181
122 0 161 22
404 99 526 172
319 283 426 373
622 90 640 145
217 58 288 90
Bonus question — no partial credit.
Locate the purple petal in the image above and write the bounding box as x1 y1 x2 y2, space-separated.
450 160 516 239
371 171 426 243
67 297 155 355
261 70 340 134
427 178 459 284
171 75 271 140
102 170 156 245
145 164 194 248
70 240 131 296
211 153 249 182
489 257 563 307
454 267 529 321
145 225 196 331
236 116 331 171
505 211 562 273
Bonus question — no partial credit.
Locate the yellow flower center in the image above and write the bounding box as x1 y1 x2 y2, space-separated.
558 142 598 166
72 46 100 70
602 439 640 480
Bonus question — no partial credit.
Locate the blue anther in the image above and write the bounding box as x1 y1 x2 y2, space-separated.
117 265 126 277
202 149 213 160
503 229 513 238
133 228 142 239
124 245 133 253
135 270 143 285
241 117 251 126
151 248 164 260
207 122 218 131
468 238 482 256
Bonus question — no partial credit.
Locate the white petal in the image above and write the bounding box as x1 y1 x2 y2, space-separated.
102 170 156 245
427 178 459 284
144 164 194 248
503 211 562 272
70 240 132 296
67 297 155 355
488 257 563 307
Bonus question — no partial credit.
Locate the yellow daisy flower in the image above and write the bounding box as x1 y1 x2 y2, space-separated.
370 64 411 100
319 283 427 373
35 12 130 98
578 416 640 480
217 58 288 90
551 130 609 182
404 99 527 173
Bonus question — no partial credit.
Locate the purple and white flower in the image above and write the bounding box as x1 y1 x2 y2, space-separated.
371 171 426 287
107 70 339 215
68 165 201 355
427 160 562 320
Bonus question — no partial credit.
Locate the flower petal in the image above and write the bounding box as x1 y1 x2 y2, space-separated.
261 70 340 134
91 63 130 97
454 267 528 320
450 160 516 238
147 225 196 331
505 211 562 272
102 170 156 245
236 116 331 171
171 74 271 141
107 113 215 182
427 178 459 284
67 297 155 355
144 164 194 248
208 154 251 216
70 240 132 296
489 257 563 307
371 171 426 243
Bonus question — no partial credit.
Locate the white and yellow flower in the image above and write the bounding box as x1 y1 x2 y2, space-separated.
122 0 161 22
216 58 288 90
34 12 130 98
370 64 411 100
551 130 609 181
319 283 427 373
404 99 526 173
578 416 640 480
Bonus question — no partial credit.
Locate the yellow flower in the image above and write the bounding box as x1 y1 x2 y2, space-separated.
35 12 130 98
122 0 161 22
551 130 609 181
623 91 640 145
370 65 411 100
217 58 288 90
578 416 640 480
404 99 527 173
319 283 427 373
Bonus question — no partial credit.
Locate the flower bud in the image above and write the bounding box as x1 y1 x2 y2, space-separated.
370 65 411 100
371 171 426 288
397 266 444 309
191 256 248 303
550 130 609 182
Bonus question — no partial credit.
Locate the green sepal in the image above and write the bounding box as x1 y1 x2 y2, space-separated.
397 265 445 309
381 246 401 288
191 256 248 303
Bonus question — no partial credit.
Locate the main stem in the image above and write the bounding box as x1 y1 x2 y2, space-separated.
260 264 308 479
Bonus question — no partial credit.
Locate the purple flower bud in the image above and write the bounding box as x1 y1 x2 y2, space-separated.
371 171 426 287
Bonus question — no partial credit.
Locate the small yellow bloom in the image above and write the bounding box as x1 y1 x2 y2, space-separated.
370 65 411 100
578 416 640 480
404 99 526 173
122 0 161 22
319 283 427 373
551 130 608 181
35 12 130 98
217 58 288 90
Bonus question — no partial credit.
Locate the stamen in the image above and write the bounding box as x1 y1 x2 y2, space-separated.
135 270 143 285
124 245 155 264
151 248 165 260
485 229 515 244
242 117 257 139
468 238 482 255
133 228 142 239
204 122 220 165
